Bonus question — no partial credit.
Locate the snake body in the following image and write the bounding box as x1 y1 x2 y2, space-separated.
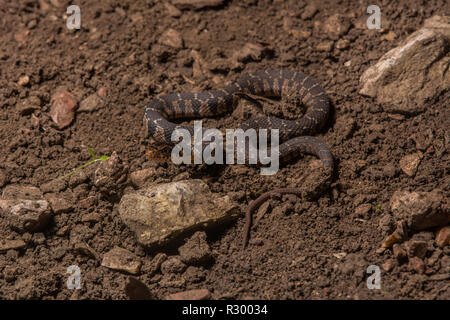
144 70 334 247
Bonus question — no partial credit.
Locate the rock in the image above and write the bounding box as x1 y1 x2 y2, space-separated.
172 172 190 182
97 87 107 98
40 179 67 193
147 253 167 276
32 232 46 245
359 16 450 115
300 4 318 20
166 288 211 300
44 193 73 214
288 29 311 40
18 75 30 86
178 231 212 265
428 249 442 265
125 277 153 300
332 252 347 260
56 225 69 237
381 31 397 41
101 247 142 275
232 43 264 63
408 256 425 274
382 259 395 271
160 256 187 274
80 212 101 223
0 239 27 252
93 151 128 199
399 152 423 176
390 189 449 230
78 93 104 113
435 226 450 248
164 2 182 17
119 179 239 248
336 39 350 50
17 96 41 115
0 185 52 232
171 0 224 10
50 90 77 129
318 14 351 40
2 184 44 200
30 114 40 128
316 41 334 52
129 168 157 188
158 28 183 49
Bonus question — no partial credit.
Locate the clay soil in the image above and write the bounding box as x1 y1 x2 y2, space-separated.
0 0 449 300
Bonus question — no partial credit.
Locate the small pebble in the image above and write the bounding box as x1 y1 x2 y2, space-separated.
102 247 142 275
18 75 30 86
50 90 77 129
165 288 211 300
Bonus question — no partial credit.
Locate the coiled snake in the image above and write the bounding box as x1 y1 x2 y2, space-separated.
144 70 334 248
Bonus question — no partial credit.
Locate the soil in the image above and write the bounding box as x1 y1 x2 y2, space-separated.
0 0 449 300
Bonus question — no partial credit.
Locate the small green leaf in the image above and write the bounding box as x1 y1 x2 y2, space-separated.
99 155 110 161
87 147 97 159
375 204 382 214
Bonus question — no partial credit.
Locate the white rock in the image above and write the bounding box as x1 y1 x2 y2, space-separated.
390 189 449 230
399 152 423 176
360 16 450 115
0 185 52 232
119 180 239 247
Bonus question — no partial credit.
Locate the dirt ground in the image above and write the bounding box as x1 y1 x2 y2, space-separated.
0 0 449 300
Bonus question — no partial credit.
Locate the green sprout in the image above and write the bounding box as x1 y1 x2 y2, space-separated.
58 147 110 180
375 204 382 214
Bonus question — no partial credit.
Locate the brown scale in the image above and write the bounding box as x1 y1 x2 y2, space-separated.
143 70 333 248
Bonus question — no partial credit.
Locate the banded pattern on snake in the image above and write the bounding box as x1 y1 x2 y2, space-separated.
144 69 334 248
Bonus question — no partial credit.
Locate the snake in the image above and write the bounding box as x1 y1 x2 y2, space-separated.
144 69 334 248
